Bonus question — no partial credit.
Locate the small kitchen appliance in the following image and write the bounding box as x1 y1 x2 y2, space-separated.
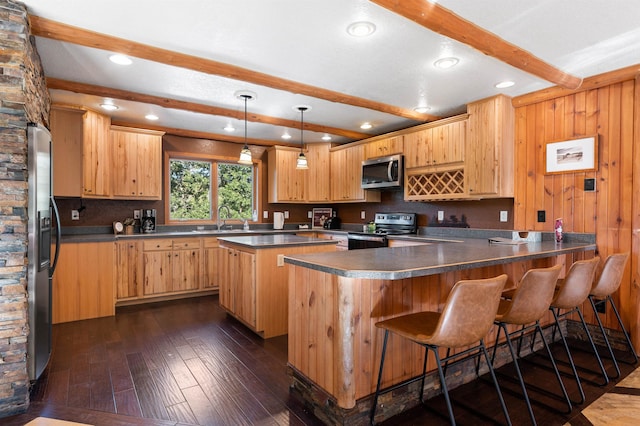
273 212 285 230
323 216 342 229
361 154 404 190
347 212 416 250
141 209 156 233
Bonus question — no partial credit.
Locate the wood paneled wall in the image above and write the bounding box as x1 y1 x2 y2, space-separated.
513 70 638 347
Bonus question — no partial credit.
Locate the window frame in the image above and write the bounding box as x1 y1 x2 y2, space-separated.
164 151 259 225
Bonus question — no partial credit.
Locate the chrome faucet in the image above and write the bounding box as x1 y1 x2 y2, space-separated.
217 205 231 230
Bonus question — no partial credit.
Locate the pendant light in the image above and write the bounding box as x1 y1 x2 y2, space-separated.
237 91 255 165
296 106 309 170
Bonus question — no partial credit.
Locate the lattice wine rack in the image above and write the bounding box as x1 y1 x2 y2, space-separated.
405 168 466 200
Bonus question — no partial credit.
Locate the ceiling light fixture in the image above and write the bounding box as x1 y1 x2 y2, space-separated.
281 132 292 140
100 103 118 111
347 21 376 37
495 80 515 89
360 122 373 130
236 90 256 165
224 123 235 132
434 57 459 69
109 54 132 65
295 106 310 170
322 134 332 141
414 106 431 113
145 114 159 121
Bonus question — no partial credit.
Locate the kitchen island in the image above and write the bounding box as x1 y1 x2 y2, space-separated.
284 237 596 424
218 234 337 338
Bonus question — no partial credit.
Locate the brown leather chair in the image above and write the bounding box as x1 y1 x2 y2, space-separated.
588 253 638 378
548 257 606 404
370 274 511 426
492 264 570 425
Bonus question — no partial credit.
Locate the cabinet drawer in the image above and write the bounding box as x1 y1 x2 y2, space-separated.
143 239 173 251
172 238 201 250
202 237 219 248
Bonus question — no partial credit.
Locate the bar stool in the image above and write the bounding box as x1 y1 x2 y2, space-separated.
587 252 638 378
370 274 511 426
492 264 571 426
548 256 606 405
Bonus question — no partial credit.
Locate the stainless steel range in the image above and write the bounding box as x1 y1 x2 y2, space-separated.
347 213 417 250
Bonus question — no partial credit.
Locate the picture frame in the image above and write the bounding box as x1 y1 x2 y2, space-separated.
312 207 332 228
544 134 598 174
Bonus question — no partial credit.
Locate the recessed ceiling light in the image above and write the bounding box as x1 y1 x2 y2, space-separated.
347 21 376 37
434 57 459 69
224 123 235 132
414 106 431 113
495 80 515 89
100 103 118 111
145 114 159 121
109 54 132 65
281 132 292 140
360 122 373 130
322 134 332 141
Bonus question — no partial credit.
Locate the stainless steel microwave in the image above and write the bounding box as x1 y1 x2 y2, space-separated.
361 154 403 189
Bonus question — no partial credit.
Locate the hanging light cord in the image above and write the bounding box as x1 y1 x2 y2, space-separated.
243 95 248 146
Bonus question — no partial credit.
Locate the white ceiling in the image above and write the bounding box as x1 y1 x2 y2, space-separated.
20 0 640 145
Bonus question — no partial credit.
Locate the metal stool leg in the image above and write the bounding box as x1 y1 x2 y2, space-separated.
370 330 389 425
605 295 639 364
480 339 512 426
535 321 572 413
575 306 609 386
432 347 456 426
588 296 621 378
550 308 585 404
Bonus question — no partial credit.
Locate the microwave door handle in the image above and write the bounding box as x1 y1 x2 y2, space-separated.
387 161 394 182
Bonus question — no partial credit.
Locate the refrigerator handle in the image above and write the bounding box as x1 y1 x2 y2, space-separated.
50 196 61 278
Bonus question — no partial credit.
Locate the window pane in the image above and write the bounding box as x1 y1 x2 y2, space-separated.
169 159 212 220
218 163 253 219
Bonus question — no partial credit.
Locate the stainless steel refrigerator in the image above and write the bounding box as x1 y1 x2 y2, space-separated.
27 124 61 381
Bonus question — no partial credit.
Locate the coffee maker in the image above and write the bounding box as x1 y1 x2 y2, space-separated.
141 209 156 233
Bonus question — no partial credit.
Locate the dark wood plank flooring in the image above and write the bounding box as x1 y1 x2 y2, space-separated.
3 295 636 425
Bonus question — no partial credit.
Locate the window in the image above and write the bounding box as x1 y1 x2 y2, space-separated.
168 156 256 223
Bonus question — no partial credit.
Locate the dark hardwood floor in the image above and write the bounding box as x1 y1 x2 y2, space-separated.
3 295 636 425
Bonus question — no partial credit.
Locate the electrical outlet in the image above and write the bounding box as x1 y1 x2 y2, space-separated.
71 210 79 220
263 210 268 219
307 211 313 219
500 211 508 222
437 211 444 222
284 211 289 219
133 209 141 219
361 210 366 220
277 254 285 267
537 210 546 223
584 178 596 192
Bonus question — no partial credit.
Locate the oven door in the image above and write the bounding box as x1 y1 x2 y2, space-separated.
347 233 387 250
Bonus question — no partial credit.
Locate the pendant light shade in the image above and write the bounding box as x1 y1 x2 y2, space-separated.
237 92 255 165
296 106 309 170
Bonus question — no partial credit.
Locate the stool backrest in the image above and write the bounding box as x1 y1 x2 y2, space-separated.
430 274 508 348
552 257 600 309
498 264 562 325
590 252 629 298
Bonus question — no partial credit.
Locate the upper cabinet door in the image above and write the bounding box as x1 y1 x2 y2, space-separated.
82 110 111 198
50 107 83 197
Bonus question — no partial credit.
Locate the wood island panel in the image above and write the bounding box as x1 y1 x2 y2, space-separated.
288 256 562 410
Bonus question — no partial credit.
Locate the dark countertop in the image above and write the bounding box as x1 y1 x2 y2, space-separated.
218 234 339 249
284 238 596 280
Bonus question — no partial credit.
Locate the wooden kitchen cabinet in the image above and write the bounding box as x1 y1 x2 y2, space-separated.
202 237 223 289
114 240 142 300
364 135 403 159
142 238 201 296
111 126 164 199
268 146 307 202
52 241 115 323
330 144 380 203
466 94 514 197
50 107 84 197
305 143 331 202
218 246 256 328
404 116 466 169
82 109 112 198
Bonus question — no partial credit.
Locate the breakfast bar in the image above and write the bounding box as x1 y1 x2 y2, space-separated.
284 237 596 424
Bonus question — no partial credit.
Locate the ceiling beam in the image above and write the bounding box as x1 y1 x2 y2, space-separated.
47 78 371 140
30 15 440 122
370 0 583 90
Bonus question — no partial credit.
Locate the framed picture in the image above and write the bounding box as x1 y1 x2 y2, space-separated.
544 135 598 174
312 208 332 228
